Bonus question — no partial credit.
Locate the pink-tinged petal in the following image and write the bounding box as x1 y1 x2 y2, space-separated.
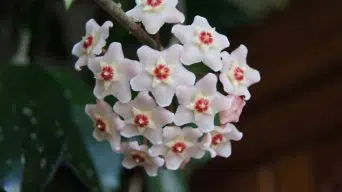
109 80 132 103
246 67 261 86
113 101 133 120
162 44 183 65
166 153 184 170
141 14 165 35
129 141 147 151
92 38 106 55
85 104 96 118
215 33 230 50
143 128 163 145
112 115 125 132
72 42 84 57
171 25 192 44
183 127 202 141
175 85 196 105
88 57 102 74
163 126 182 140
173 65 196 87
121 125 139 138
92 130 106 141
219 96 245 124
196 73 217 96
122 157 137 169
231 44 248 65
225 124 243 141
151 84 175 107
221 51 230 61
216 142 232 158
152 156 165 167
174 106 194 126
203 51 223 72
219 73 234 94
235 86 251 100
93 80 106 99
99 21 113 39
137 46 160 67
149 145 168 156
211 93 231 112
187 146 205 159
165 0 178 7
180 44 203 65
126 6 142 22
152 108 174 128
74 55 88 71
119 59 142 79
85 19 100 34
195 114 215 133
133 92 157 110
144 164 159 176
96 99 113 114
130 73 153 91
163 8 185 23
108 134 122 152
192 16 212 29
105 42 124 62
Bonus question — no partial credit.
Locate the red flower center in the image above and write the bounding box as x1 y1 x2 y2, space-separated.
153 64 170 80
194 98 210 113
83 36 93 49
132 154 146 163
172 142 187 153
134 114 149 128
101 66 114 81
234 67 244 81
95 118 106 132
199 31 214 45
211 134 224 145
146 0 162 7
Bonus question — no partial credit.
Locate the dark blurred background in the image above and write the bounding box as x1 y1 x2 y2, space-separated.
0 0 341 191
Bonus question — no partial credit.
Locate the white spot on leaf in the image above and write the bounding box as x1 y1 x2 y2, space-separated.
30 133 37 140
22 107 33 116
40 158 46 169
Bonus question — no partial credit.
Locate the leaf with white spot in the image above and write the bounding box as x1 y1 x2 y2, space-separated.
65 105 123 192
0 65 72 190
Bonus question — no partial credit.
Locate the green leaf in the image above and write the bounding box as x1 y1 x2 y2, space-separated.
65 105 123 192
0 64 72 191
146 170 188 192
63 0 74 10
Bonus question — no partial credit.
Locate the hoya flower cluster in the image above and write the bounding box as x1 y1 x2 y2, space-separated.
72 0 260 176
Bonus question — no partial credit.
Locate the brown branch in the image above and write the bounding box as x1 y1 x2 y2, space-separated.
93 0 158 49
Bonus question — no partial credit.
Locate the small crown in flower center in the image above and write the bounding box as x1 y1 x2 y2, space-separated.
101 66 114 81
172 142 187 153
83 36 93 49
146 0 162 7
132 152 146 163
153 64 171 80
211 134 224 145
199 31 214 45
134 114 150 128
194 98 210 113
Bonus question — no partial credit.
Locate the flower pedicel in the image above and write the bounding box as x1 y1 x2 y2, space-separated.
72 0 261 176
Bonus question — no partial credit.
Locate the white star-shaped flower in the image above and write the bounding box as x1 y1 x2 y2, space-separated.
121 141 164 176
174 73 231 132
130 44 195 107
219 45 261 100
88 42 141 103
149 126 204 170
171 16 230 71
72 19 113 71
126 0 185 34
201 123 243 158
85 100 124 152
114 92 174 144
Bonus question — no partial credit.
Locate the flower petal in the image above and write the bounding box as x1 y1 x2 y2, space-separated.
166 153 184 170
141 14 165 34
133 92 157 110
113 102 133 120
174 106 194 126
121 125 139 138
163 8 185 23
119 59 142 79
149 145 168 156
144 164 159 176
126 6 142 22
92 130 105 141
86 19 100 34
246 67 261 86
99 21 113 39
151 84 175 107
162 44 183 65
180 44 203 65
195 114 215 133
183 127 202 141
108 134 122 152
211 93 231 112
163 126 182 140
196 73 217 96
108 79 132 103
143 128 163 145
105 42 124 62
202 50 223 72
74 55 88 71
93 80 106 99
137 45 160 68
152 107 174 128
175 85 196 105
130 73 153 91
171 25 192 44
216 142 232 158
122 157 137 169
173 65 196 87
215 33 230 51
192 16 212 29
72 42 84 57
187 146 205 159
226 124 243 141
231 44 248 65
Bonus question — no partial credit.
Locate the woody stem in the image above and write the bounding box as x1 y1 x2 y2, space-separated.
93 0 158 49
